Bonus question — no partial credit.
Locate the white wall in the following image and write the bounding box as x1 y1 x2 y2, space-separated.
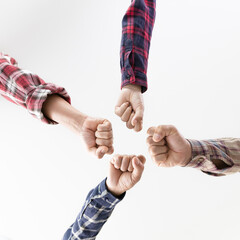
0 0 240 239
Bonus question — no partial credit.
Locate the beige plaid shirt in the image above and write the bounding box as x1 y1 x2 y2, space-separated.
187 138 240 176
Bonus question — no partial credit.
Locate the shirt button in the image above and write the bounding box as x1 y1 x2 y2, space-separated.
127 74 130 79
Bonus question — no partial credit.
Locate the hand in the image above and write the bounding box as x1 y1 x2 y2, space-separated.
81 117 114 159
106 155 145 196
115 85 144 132
42 95 114 159
146 125 192 167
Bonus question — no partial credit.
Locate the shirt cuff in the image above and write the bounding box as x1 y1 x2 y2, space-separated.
26 83 71 124
185 139 230 176
121 70 147 93
94 178 125 209
120 41 148 93
0 53 18 66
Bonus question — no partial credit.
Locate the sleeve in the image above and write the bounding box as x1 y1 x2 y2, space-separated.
0 53 71 124
62 178 125 240
186 138 240 176
120 0 156 93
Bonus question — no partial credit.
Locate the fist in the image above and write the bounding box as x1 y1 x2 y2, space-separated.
81 117 114 159
115 85 144 132
106 155 146 196
146 125 192 167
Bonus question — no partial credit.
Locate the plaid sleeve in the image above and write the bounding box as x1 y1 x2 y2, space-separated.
62 178 125 240
0 53 71 124
120 0 156 93
186 138 240 176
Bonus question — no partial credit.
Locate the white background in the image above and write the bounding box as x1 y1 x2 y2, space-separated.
0 0 240 239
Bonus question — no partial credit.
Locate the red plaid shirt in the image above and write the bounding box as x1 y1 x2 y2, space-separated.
120 0 156 93
0 53 71 124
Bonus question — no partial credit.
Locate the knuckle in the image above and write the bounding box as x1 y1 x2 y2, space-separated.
169 124 176 129
106 131 112 138
151 146 158 155
156 126 162 133
146 136 152 143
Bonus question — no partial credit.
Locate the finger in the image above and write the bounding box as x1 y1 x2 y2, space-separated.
126 112 134 129
131 105 144 127
95 130 113 139
106 146 114 155
121 106 132 122
149 145 168 156
146 136 166 146
147 126 156 136
136 155 146 165
97 120 112 131
128 160 134 172
120 156 131 172
152 154 168 167
133 120 143 132
96 146 108 159
126 155 136 172
131 157 144 183
114 155 122 169
115 102 129 117
153 125 177 142
96 138 113 147
110 154 119 165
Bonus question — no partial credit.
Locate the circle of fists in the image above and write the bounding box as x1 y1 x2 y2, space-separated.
79 87 192 183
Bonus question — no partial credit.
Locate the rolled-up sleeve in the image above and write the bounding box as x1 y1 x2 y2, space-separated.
186 138 240 176
0 53 71 124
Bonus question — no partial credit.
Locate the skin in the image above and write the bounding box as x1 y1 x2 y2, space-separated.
115 84 144 132
42 94 114 159
106 155 146 197
146 125 192 167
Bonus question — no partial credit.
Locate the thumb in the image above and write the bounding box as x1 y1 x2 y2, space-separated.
131 105 144 126
153 125 177 142
131 157 144 183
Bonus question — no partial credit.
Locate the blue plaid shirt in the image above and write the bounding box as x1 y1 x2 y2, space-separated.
63 179 125 240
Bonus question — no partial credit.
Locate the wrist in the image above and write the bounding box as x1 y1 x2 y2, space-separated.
122 84 141 92
181 140 192 167
106 179 124 197
43 94 87 134
67 112 87 134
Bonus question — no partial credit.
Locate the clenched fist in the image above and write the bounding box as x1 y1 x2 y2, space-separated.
106 155 146 196
81 117 114 159
115 85 144 132
146 125 192 167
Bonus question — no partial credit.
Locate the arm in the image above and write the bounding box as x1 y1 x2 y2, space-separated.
0 53 113 159
0 53 70 124
63 155 145 239
120 0 156 92
62 179 124 240
146 125 240 176
115 0 156 132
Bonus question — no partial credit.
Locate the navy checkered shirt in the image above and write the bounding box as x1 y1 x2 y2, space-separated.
62 179 125 240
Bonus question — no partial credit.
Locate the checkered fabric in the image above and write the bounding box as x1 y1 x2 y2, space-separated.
0 53 71 124
63 179 125 240
121 0 156 93
187 138 240 176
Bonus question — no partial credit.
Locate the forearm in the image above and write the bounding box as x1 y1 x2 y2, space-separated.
186 138 240 176
42 94 86 133
62 179 124 240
